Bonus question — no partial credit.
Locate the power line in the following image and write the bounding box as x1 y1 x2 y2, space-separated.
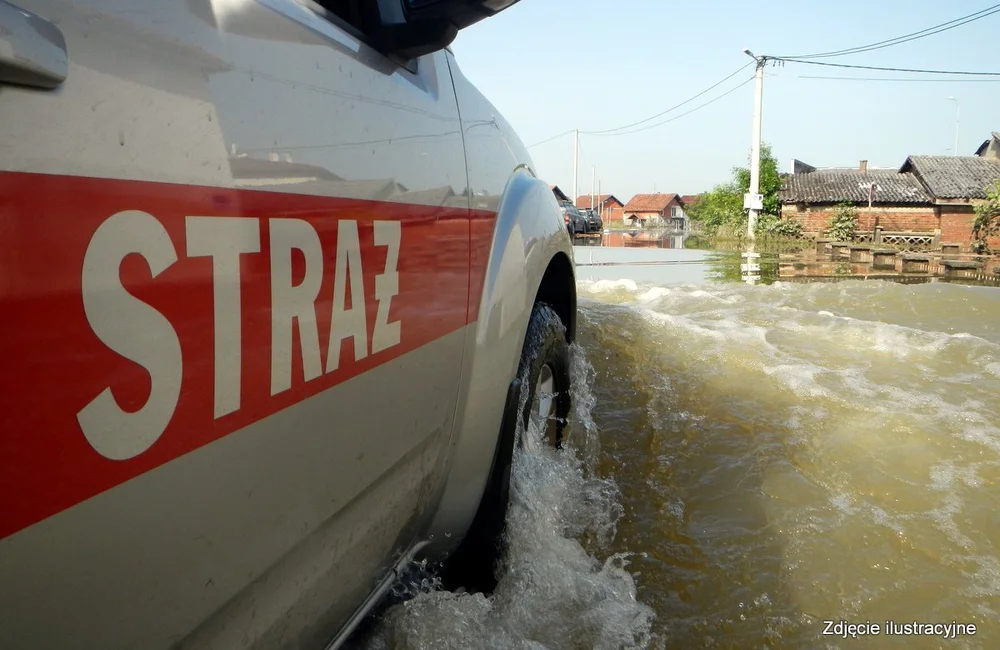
797 74 1000 83
526 130 575 149
588 76 755 137
777 4 1000 59
524 64 754 148
579 62 752 135
775 59 1000 76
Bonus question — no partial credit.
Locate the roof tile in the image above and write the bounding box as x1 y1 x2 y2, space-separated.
901 156 1000 199
780 169 931 205
623 193 680 212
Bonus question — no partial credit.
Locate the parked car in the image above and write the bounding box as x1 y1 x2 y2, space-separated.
560 203 588 235
580 208 604 233
0 2 577 650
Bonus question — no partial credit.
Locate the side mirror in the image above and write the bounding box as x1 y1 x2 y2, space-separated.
369 0 521 59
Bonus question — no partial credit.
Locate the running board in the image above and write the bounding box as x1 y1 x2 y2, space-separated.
323 540 430 649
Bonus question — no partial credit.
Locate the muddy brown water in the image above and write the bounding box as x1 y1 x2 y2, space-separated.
362 243 1000 649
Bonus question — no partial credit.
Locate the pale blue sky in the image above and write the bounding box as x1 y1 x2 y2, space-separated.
451 0 1000 202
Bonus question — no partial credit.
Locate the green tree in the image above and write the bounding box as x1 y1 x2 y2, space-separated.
686 144 783 236
734 143 783 217
971 181 1000 254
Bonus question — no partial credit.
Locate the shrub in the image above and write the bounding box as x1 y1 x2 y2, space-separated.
971 181 1000 254
828 203 858 242
754 212 803 238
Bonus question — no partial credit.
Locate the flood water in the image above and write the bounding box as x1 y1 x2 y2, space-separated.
363 234 1000 649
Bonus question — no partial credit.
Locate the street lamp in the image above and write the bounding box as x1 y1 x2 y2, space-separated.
947 96 960 156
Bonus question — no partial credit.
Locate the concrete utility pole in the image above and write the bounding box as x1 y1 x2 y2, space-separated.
947 96 960 156
573 129 579 204
591 166 596 214
743 48 766 241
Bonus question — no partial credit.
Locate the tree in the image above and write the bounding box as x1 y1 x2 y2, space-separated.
734 143 783 217
971 181 1000 254
686 144 783 236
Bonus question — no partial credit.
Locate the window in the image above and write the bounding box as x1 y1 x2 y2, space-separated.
313 0 367 33
671 206 679 218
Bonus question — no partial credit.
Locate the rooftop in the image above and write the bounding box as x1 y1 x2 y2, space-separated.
623 193 680 212
575 194 623 209
780 168 931 205
900 156 1000 200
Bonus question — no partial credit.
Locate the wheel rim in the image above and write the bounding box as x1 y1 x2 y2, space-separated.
526 363 559 451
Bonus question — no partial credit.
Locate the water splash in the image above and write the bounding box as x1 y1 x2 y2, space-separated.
363 347 653 649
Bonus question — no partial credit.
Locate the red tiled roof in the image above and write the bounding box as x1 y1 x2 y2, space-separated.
575 194 624 209
680 194 702 206
623 193 679 212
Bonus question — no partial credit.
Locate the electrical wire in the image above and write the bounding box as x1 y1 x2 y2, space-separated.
579 62 752 135
526 130 575 149
797 75 1000 83
774 59 1000 76
776 4 1000 59
588 76 755 137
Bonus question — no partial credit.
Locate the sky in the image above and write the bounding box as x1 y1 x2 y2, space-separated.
450 0 1000 203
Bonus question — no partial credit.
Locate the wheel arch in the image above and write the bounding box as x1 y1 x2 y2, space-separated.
419 168 576 561
534 251 576 343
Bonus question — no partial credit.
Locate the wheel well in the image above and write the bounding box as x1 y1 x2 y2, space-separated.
534 252 576 343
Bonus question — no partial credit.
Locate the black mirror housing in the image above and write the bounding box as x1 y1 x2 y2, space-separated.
369 0 520 58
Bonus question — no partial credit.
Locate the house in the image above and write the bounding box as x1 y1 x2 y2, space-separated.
975 132 1000 160
622 193 686 230
680 195 702 209
900 155 1000 247
549 185 571 203
780 162 934 234
780 151 1000 250
575 194 625 222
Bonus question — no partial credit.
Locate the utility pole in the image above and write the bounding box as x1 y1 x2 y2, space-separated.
573 129 579 205
598 179 602 220
743 48 766 241
947 96 960 156
591 166 596 215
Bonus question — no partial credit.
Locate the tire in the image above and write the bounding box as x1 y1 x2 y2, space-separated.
440 302 571 594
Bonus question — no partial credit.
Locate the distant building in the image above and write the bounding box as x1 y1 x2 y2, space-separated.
575 194 624 222
975 132 1000 160
622 193 686 230
679 195 703 216
780 148 1000 250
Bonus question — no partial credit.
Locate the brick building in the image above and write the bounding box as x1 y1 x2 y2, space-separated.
902 155 1000 248
780 152 1000 250
622 193 686 229
575 194 625 222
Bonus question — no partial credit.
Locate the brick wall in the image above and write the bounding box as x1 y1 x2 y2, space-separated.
599 203 624 221
781 202 1000 251
939 204 1000 250
781 204 939 235
940 206 974 247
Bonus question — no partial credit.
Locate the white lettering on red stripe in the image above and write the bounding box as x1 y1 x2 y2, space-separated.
185 216 260 418
372 220 401 354
76 212 405 460
327 219 368 373
77 210 184 460
269 218 325 396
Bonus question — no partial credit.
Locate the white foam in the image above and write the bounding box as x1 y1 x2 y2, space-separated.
365 348 653 649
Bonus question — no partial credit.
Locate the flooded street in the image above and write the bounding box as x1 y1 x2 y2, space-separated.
367 237 1000 649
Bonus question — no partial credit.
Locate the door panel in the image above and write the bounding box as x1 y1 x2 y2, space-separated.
0 1 470 648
